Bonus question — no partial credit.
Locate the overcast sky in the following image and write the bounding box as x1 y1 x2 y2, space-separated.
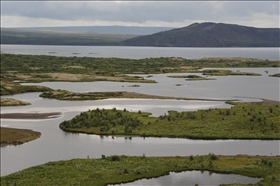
1 1 279 28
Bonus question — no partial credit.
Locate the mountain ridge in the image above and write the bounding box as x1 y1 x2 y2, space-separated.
122 22 280 47
1 22 279 47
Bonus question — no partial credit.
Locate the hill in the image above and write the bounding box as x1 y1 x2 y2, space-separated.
122 22 280 47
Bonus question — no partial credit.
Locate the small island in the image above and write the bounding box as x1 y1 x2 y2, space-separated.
0 98 31 106
202 69 262 76
0 127 41 146
269 73 280 77
168 75 216 81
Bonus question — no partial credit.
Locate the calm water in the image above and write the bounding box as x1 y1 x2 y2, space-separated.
112 171 262 186
1 44 280 60
22 67 280 101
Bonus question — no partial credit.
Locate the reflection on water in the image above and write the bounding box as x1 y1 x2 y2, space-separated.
1 45 279 60
111 171 262 186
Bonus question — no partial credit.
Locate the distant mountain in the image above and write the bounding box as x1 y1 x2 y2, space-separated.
122 22 280 47
17 26 176 35
0 28 137 46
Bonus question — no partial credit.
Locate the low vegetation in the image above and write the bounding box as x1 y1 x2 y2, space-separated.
168 75 216 80
0 98 30 106
59 102 280 139
1 54 279 95
39 90 199 101
0 127 41 146
1 155 279 186
269 73 280 77
0 81 52 96
202 69 262 76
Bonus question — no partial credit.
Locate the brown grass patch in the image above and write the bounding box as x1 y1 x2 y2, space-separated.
0 127 41 146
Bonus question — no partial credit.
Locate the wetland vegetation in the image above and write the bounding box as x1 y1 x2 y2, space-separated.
39 90 240 102
0 98 30 106
1 53 280 185
1 155 279 186
168 75 216 80
59 102 280 139
269 73 280 77
1 54 279 96
39 90 199 101
202 69 262 76
0 127 41 146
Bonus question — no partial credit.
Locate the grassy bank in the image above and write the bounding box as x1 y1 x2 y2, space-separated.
59 102 280 139
0 127 41 146
0 98 30 106
1 155 279 186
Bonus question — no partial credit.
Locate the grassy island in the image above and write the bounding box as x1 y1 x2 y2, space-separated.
202 69 262 76
39 90 239 102
168 75 216 80
1 155 279 186
59 102 280 139
39 90 200 101
0 127 41 146
0 98 30 106
1 54 279 95
269 73 280 77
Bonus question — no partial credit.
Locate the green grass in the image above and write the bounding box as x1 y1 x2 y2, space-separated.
1 155 279 186
202 69 262 76
59 102 280 139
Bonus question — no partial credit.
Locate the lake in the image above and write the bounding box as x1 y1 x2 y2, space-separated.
1 44 280 60
0 45 279 184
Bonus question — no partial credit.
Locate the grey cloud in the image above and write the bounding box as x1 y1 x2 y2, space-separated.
1 1 279 26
